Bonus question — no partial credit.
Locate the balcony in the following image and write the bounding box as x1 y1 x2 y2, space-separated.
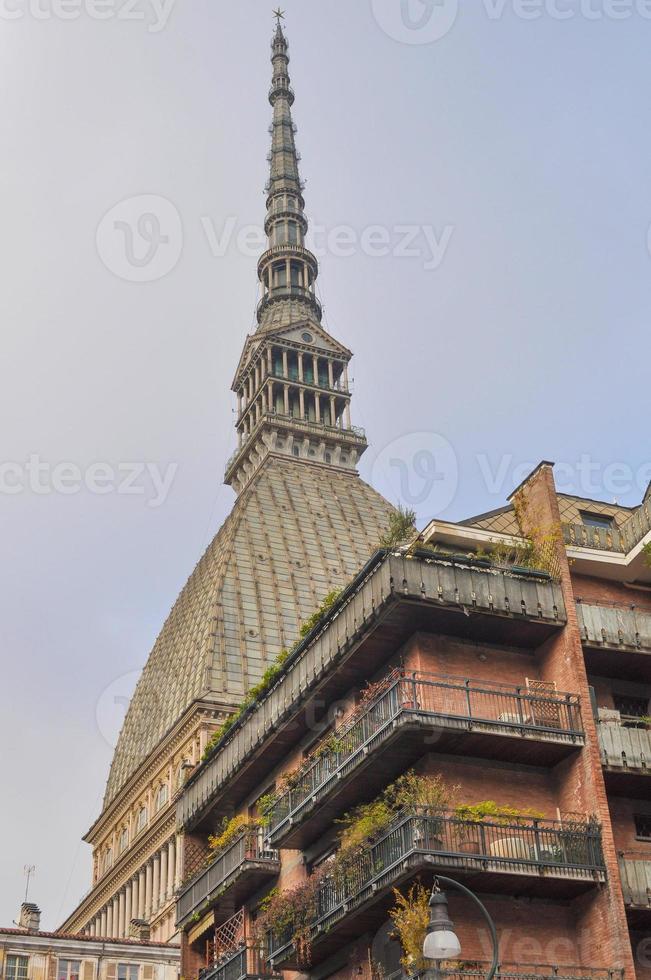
180 553 568 832
563 503 651 556
397 968 622 980
201 946 279 980
267 810 605 968
598 721 651 794
176 833 279 929
257 285 321 321
618 852 651 926
266 674 584 849
577 602 651 680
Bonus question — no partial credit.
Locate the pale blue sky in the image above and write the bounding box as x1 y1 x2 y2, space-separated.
0 0 649 928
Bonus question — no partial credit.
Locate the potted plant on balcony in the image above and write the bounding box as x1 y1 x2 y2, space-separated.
256 874 324 969
207 814 263 862
453 801 544 857
397 670 420 710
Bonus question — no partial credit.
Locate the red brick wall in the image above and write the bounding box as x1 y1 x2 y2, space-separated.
418 754 559 817
513 464 636 975
325 892 610 979
403 633 539 687
182 931 211 980
572 574 651 612
609 796 651 853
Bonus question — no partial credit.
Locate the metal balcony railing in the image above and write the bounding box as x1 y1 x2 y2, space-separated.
201 946 278 980
266 675 583 845
598 722 651 772
179 553 568 832
257 285 321 319
398 966 623 980
177 832 278 925
397 967 623 980
618 852 651 908
267 809 605 963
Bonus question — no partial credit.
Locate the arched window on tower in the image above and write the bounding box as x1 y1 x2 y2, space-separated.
274 262 287 287
155 783 169 812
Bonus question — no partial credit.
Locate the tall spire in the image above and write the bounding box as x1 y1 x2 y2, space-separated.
257 14 322 331
224 16 368 495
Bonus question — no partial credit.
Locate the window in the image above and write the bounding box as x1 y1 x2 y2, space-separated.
6 956 29 980
136 806 148 832
301 331 313 344
57 961 81 980
580 511 615 530
117 967 139 980
155 784 169 812
292 446 300 457
613 694 649 726
119 828 129 854
635 814 651 840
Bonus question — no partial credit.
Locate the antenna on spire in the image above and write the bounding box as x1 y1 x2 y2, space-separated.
23 865 36 903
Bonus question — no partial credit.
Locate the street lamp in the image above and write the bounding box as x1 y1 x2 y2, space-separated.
423 876 499 980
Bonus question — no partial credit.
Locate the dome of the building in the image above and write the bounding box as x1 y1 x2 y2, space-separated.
104 456 392 806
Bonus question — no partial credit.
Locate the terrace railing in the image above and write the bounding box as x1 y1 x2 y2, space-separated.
201 946 277 980
177 831 278 925
402 966 623 980
618 852 651 908
576 602 651 651
179 552 567 832
563 501 651 554
598 722 651 772
266 675 583 843
268 809 605 962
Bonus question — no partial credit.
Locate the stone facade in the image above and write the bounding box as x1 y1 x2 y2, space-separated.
0 921 179 980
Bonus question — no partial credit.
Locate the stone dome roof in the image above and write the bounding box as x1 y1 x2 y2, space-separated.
104 457 392 806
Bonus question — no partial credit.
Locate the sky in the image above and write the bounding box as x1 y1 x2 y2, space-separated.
0 0 650 931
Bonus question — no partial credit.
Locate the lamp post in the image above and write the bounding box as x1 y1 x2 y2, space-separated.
422 876 499 980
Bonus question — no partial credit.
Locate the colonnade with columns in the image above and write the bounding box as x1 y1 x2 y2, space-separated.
86 836 180 939
236 345 352 446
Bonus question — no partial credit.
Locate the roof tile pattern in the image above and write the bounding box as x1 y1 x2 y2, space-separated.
465 495 634 534
104 458 392 806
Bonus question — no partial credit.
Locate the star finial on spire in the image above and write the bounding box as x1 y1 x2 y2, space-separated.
273 7 285 22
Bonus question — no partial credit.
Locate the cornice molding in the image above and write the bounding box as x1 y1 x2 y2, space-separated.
62 809 177 929
86 701 225 845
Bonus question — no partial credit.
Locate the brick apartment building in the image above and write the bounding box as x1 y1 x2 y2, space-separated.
173 462 651 980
